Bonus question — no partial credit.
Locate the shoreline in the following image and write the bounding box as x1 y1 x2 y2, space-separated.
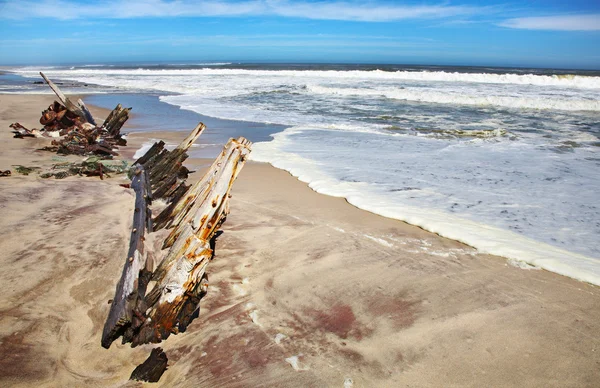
1 93 599 386
3 73 599 284
100 91 600 287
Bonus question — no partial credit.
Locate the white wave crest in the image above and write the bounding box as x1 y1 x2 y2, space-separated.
14 68 600 89
307 85 600 111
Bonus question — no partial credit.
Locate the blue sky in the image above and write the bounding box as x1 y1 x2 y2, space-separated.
0 0 599 69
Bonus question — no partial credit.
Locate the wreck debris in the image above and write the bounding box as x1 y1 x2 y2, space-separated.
7 86 253 383
102 103 131 139
9 122 38 138
39 100 86 133
9 72 129 157
101 122 206 348
133 137 249 346
39 158 129 179
12 165 41 175
40 72 96 126
130 348 169 383
102 123 251 351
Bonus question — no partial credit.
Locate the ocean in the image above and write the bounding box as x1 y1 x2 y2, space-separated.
3 63 600 285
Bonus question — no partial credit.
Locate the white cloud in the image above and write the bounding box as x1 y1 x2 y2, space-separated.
0 0 481 22
499 14 600 31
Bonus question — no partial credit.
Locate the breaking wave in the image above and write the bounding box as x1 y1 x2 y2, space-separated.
307 85 600 111
14 68 600 89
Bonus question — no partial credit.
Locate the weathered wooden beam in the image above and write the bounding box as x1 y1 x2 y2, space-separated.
39 72 89 124
101 104 131 138
162 137 250 246
154 137 240 232
147 123 205 198
152 182 190 230
101 166 152 349
134 141 165 166
102 104 121 128
130 137 251 346
77 98 97 126
175 122 207 152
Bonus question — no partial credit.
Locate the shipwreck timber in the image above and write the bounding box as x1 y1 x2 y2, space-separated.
6 73 252 383
10 72 129 157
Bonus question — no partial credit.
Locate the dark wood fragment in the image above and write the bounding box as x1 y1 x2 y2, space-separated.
130 348 168 383
152 183 190 230
134 141 165 166
101 166 151 349
77 98 97 126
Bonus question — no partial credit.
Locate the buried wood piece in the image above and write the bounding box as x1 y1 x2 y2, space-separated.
101 166 152 349
130 347 168 383
131 137 251 346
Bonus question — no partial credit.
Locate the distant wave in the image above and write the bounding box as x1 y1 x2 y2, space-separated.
14 68 600 89
308 85 600 111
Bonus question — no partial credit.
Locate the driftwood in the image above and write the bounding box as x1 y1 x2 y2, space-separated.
130 348 168 383
102 123 251 351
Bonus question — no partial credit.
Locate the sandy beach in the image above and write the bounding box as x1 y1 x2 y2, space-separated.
1 93 599 387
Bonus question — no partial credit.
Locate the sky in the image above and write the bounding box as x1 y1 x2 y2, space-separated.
0 0 599 69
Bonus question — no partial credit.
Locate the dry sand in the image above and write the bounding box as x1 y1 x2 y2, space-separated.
0 94 599 387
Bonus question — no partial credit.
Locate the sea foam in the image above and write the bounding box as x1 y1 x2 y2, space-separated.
251 126 600 286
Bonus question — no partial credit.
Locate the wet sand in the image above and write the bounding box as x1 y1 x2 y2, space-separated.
0 94 599 387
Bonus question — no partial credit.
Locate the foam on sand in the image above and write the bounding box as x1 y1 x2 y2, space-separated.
252 127 600 286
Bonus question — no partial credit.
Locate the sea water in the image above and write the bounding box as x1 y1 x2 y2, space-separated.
10 63 600 284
